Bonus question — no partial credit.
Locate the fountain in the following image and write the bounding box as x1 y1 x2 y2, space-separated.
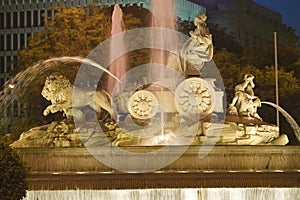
107 3 129 94
1 1 300 199
261 101 300 142
23 188 300 200
150 0 177 65
8 2 299 155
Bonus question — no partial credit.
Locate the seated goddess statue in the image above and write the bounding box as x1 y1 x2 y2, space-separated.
184 13 214 71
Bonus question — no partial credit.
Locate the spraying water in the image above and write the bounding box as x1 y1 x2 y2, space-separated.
0 56 120 115
107 3 128 94
150 0 177 65
149 0 177 136
262 101 300 142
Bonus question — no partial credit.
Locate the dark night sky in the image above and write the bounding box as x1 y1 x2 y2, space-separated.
254 0 300 36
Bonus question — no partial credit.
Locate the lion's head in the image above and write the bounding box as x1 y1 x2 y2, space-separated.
41 73 72 103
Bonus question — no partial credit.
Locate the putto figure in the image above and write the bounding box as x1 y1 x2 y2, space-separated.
228 74 262 120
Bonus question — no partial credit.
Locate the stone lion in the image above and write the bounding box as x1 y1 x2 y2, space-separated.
41 73 113 119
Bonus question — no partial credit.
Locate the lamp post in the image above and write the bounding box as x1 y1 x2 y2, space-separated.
274 32 279 127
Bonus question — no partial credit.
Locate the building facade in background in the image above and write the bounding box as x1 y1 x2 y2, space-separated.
0 0 204 88
0 0 204 130
190 0 298 47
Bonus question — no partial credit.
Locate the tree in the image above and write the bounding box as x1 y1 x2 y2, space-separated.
208 23 243 55
7 5 142 140
176 19 244 55
0 143 29 200
17 5 142 72
214 49 300 123
242 41 300 71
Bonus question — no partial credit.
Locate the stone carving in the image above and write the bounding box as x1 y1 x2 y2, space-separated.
175 77 213 117
185 13 214 71
127 90 158 120
228 74 262 120
167 13 214 74
11 121 83 148
41 73 113 119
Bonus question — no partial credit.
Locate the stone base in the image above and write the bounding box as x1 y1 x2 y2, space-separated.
16 146 300 189
11 114 289 148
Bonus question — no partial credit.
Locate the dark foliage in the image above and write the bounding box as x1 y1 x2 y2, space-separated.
0 143 29 200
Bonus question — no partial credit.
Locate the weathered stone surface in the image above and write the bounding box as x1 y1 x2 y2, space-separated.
11 121 83 148
11 129 49 148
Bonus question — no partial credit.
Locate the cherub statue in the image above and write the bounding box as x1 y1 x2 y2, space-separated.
228 74 262 120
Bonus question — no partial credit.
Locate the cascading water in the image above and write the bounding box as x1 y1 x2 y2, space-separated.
24 188 300 200
261 101 300 142
107 3 128 94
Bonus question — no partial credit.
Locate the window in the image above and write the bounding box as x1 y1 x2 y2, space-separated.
13 56 18 70
20 33 25 49
6 12 11 28
13 34 18 50
6 56 12 73
19 11 25 28
13 12 18 28
33 10 38 27
0 34 4 51
6 34 11 50
0 79 4 90
0 13 4 29
26 11 31 27
0 57 5 73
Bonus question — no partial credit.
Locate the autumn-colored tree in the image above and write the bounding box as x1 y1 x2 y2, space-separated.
214 48 300 138
17 5 142 72
242 42 300 71
7 5 142 139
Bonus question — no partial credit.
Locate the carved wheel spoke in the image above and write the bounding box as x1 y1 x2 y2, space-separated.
175 78 213 116
128 90 158 120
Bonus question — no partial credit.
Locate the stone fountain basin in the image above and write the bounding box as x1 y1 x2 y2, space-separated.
17 146 300 189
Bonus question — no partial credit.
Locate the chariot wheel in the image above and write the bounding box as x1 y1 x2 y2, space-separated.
175 77 214 117
128 90 158 120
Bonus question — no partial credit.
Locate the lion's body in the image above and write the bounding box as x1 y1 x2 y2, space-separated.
42 73 113 119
